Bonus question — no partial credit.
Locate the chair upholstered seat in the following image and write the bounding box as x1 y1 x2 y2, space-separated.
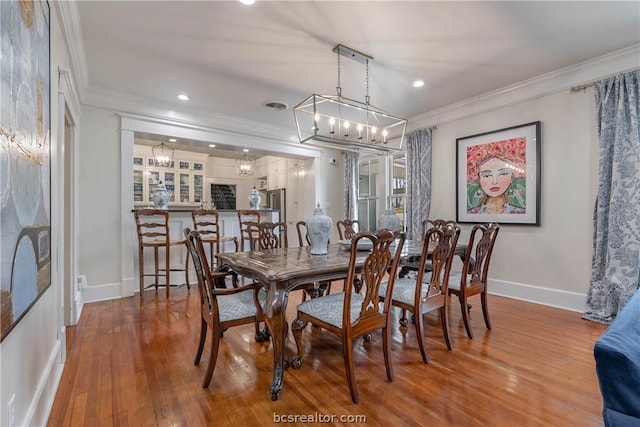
218 289 266 323
296 293 367 328
379 278 427 306
446 271 463 291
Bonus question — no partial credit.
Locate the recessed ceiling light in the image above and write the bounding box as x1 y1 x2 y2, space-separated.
243 149 249 152
168 138 177 142
413 80 425 88
239 0 255 5
209 144 216 148
177 94 190 101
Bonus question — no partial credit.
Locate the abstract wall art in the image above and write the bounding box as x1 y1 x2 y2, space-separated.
0 0 51 341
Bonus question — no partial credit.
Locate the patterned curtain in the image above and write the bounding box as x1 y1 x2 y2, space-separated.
583 69 640 323
405 128 432 240
344 151 359 220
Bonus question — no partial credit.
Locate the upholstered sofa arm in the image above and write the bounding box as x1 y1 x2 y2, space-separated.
594 289 640 427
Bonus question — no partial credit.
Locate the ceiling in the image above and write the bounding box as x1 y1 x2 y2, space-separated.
74 1 640 156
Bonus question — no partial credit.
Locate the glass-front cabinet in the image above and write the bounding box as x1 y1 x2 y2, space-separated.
133 143 208 207
133 169 144 202
193 174 204 203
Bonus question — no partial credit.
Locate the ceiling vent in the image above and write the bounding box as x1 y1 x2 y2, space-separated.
263 101 289 111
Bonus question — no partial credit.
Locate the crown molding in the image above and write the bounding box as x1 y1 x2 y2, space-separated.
52 1 88 103
118 113 323 159
83 84 302 144
409 44 640 130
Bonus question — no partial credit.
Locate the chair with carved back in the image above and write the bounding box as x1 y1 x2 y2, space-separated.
237 210 260 251
337 219 365 293
192 209 239 269
184 228 269 388
447 223 500 339
399 219 458 278
337 219 360 240
134 209 190 299
380 226 460 363
291 230 406 403
296 221 332 301
249 221 288 250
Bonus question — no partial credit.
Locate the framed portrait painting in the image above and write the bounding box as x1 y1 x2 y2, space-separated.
456 121 541 225
0 0 51 341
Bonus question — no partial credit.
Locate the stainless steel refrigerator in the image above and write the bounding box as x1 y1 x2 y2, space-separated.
266 188 286 222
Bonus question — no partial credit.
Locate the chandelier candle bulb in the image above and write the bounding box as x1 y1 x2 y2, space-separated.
329 118 335 134
357 124 363 140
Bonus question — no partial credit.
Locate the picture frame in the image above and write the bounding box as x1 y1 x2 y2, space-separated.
456 121 541 225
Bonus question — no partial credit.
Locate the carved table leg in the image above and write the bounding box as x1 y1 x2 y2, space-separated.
264 284 289 401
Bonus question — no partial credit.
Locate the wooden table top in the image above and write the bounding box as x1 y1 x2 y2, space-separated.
216 240 467 289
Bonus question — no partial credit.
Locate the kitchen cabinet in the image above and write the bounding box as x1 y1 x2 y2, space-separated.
148 170 177 204
286 166 314 246
133 144 208 206
133 169 144 202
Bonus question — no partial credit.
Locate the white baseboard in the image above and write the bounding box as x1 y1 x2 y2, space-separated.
80 278 588 313
488 278 587 313
24 339 64 427
81 281 125 303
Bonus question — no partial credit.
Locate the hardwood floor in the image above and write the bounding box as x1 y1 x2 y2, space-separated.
48 283 608 426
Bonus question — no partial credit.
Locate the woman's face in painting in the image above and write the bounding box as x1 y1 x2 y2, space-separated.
478 157 512 198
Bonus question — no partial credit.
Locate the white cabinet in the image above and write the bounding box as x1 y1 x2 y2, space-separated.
286 166 315 246
133 145 208 206
267 159 287 190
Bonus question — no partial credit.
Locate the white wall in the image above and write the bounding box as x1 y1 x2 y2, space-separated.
409 47 638 312
77 106 122 289
429 90 597 307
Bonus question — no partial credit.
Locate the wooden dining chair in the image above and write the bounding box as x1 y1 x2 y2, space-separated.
237 210 260 251
249 221 288 250
134 209 189 299
399 219 457 278
447 223 500 339
192 209 238 269
336 219 360 240
380 226 460 363
296 221 331 300
291 230 406 403
184 228 269 388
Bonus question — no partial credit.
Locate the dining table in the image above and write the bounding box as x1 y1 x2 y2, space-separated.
215 239 468 400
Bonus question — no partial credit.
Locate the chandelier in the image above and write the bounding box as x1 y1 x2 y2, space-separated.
152 142 174 168
293 44 407 154
236 150 255 175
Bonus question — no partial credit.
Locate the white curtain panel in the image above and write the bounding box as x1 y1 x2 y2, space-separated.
583 69 640 323
405 128 432 241
344 151 359 220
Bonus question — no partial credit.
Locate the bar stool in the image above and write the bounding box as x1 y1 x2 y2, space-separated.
192 209 239 269
134 209 190 299
237 210 260 251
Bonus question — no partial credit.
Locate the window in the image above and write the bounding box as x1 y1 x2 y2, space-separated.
357 158 379 231
390 154 407 231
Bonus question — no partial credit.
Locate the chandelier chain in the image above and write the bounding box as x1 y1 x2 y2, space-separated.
365 59 370 106
336 48 342 97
